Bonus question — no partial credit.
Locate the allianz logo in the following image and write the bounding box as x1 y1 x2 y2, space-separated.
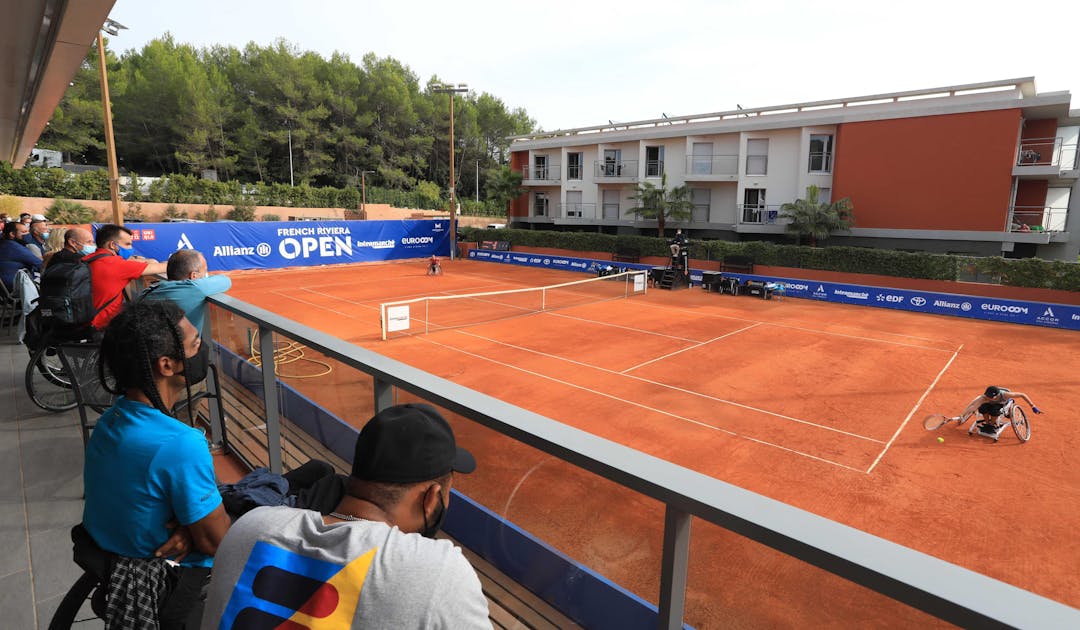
932 300 972 311
981 304 1029 315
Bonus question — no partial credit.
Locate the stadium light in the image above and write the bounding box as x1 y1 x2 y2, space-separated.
432 83 469 259
97 19 127 225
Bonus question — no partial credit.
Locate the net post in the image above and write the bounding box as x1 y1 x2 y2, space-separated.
380 304 388 341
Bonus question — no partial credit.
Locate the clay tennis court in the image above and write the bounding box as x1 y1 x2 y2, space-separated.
214 258 1080 628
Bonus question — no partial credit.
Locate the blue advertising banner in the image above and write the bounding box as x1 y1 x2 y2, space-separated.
468 249 1080 332
101 220 451 271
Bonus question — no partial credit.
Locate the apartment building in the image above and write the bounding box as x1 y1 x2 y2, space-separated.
508 78 1080 260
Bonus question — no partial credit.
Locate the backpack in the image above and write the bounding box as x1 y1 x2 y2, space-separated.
38 253 117 328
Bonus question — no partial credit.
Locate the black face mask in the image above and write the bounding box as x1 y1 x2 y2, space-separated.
182 342 210 387
420 491 447 539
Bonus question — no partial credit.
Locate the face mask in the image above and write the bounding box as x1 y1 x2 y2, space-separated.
81 244 97 256
420 490 447 539
182 342 210 387
41 230 50 240
117 245 136 260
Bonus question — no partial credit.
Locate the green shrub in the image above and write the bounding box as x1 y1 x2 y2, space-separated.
0 194 22 217
46 198 96 224
260 213 281 222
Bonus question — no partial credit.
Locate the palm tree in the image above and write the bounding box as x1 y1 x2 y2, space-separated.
779 185 855 246
485 165 525 226
628 173 694 238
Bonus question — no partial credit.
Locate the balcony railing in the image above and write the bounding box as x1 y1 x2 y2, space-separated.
557 202 597 219
594 159 638 179
1016 138 1079 170
567 164 583 180
808 151 833 173
684 155 739 176
739 203 782 224
522 164 561 182
1010 205 1068 232
645 159 664 178
201 294 1080 630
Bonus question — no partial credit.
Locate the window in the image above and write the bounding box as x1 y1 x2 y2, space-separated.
602 149 622 176
817 187 832 204
809 134 833 172
691 189 710 223
602 190 620 219
742 188 766 223
534 155 548 180
646 145 664 177
746 139 768 175
691 142 713 175
567 152 583 180
534 192 548 217
565 191 583 218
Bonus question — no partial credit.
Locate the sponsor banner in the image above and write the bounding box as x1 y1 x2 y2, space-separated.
467 250 1080 332
103 220 451 271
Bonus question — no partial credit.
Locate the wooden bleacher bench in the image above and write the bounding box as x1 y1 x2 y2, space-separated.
612 246 640 263
720 255 754 274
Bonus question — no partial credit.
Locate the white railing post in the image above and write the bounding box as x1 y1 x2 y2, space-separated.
657 506 691 629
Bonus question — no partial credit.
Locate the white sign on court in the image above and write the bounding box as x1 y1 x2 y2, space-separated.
386 305 411 332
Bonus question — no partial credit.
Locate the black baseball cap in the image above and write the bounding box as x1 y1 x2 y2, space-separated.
985 386 1001 398
351 403 476 483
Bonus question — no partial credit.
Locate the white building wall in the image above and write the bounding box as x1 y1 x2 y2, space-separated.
738 129 802 210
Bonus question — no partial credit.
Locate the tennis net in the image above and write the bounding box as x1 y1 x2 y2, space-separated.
380 270 648 339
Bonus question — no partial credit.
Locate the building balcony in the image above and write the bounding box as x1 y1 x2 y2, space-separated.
684 155 739 181
1010 205 1068 232
593 159 638 181
739 203 782 224
521 164 561 184
556 202 598 220
1013 138 1079 180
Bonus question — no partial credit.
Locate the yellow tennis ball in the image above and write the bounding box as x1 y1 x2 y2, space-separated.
937 437 945 443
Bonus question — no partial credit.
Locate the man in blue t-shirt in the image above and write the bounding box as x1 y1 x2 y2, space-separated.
139 249 232 334
83 300 230 628
0 220 41 291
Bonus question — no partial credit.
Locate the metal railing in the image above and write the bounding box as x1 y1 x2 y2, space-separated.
808 151 833 173
557 202 597 219
594 159 639 179
201 294 1080 629
567 163 584 180
522 164 561 182
684 155 739 176
645 159 665 178
1016 137 1079 170
739 203 782 224
1009 205 1069 232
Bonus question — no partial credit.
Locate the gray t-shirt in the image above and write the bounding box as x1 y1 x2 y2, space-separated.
201 506 491 629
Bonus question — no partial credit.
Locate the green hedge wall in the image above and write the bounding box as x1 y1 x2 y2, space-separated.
459 227 1080 292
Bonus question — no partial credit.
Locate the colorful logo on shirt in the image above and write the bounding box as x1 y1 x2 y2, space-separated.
218 541 375 629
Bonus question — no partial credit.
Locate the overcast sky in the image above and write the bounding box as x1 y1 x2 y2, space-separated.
109 0 1079 132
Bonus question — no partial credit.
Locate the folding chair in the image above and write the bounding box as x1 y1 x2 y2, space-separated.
55 342 115 449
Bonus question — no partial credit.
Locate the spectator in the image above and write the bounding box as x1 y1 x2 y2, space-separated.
23 214 50 258
139 249 231 335
43 223 66 255
0 221 41 292
201 403 491 629
87 224 167 331
19 213 31 226
0 212 9 223
43 227 95 269
84 300 230 628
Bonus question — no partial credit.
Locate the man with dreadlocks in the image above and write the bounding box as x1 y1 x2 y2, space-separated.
82 300 230 628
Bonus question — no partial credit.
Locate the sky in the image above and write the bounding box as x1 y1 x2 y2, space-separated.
109 0 1080 133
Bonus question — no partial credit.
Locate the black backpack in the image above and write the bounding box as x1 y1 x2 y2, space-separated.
38 253 117 327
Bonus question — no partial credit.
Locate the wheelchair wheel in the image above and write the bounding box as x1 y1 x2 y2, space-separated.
1011 407 1031 442
25 344 77 412
47 571 100 630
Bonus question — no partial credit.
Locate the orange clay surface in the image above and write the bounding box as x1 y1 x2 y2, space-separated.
215 259 1080 628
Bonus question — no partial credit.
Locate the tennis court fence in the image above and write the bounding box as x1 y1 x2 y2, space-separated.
379 269 648 340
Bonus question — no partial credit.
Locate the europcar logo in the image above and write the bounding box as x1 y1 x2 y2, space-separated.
219 541 374 629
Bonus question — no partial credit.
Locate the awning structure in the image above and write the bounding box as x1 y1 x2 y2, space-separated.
0 0 116 166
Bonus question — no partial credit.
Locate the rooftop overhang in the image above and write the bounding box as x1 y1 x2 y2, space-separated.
0 0 116 166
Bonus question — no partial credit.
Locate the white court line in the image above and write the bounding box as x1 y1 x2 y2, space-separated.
454 329 884 444
547 311 703 343
632 300 952 349
270 290 361 319
419 335 867 473
620 323 762 374
300 282 512 309
865 344 964 474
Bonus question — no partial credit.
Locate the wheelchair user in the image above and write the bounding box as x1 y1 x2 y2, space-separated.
952 385 1042 431
427 255 442 276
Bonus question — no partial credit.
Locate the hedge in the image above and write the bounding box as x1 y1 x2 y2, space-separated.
458 227 1080 292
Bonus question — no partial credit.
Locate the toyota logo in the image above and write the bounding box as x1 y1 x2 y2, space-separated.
910 297 926 306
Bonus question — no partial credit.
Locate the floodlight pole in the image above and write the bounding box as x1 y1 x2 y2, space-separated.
433 83 468 259
360 170 375 217
97 31 122 225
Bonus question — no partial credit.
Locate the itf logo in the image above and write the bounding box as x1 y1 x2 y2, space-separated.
177 233 195 250
218 541 375 629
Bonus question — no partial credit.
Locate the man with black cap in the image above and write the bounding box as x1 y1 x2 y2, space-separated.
949 385 1042 433
201 403 491 629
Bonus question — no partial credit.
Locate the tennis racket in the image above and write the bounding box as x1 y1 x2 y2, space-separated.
923 414 954 430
